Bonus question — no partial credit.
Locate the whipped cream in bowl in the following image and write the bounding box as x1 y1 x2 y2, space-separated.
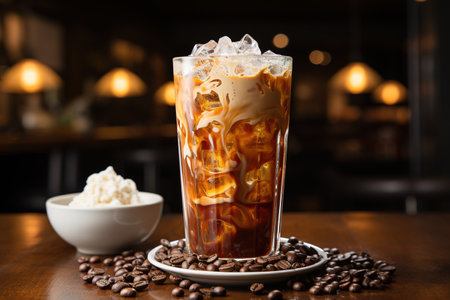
46 166 163 254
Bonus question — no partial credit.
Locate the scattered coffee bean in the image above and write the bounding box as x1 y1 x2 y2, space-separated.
89 256 100 264
199 288 212 297
121 250 134 257
96 278 112 289
160 238 171 248
77 256 88 264
179 279 192 289
120 287 136 297
189 292 204 300
189 283 201 293
250 282 264 295
103 257 114 266
132 280 149 291
268 289 283 300
172 287 184 297
292 281 305 291
78 263 91 272
349 283 362 293
111 281 129 293
91 275 104 285
169 274 183 284
309 285 322 295
88 268 105 276
81 274 94 283
151 274 167 284
211 286 226 296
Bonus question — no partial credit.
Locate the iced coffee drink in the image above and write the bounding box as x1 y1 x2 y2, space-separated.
174 35 292 258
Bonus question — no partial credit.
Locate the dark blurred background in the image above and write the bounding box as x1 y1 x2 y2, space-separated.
0 0 449 213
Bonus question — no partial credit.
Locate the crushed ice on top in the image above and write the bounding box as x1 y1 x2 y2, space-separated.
190 34 279 57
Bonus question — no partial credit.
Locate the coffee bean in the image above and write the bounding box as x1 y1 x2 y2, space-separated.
189 292 203 300
77 256 89 264
239 266 249 272
207 264 218 271
292 281 305 291
102 257 114 266
370 279 384 290
115 259 126 267
169 255 185 265
88 268 105 275
188 283 201 292
79 263 91 272
91 275 104 285
172 287 184 297
151 274 167 284
114 268 128 277
132 258 144 266
111 281 129 293
113 255 124 262
181 261 190 269
275 260 291 270
218 262 235 272
268 289 283 300
323 283 337 294
248 263 264 272
179 279 192 289
380 265 396 274
281 243 294 253
96 278 112 289
120 287 136 297
122 263 134 271
169 274 183 284
362 276 371 288
211 286 226 296
339 280 351 290
288 236 299 245
379 272 391 283
122 250 134 257
266 264 276 271
134 265 149 273
309 285 322 295
132 280 148 291
89 256 100 264
81 274 94 283
250 282 264 294
206 254 218 264
199 288 212 297
349 283 361 293
177 239 186 248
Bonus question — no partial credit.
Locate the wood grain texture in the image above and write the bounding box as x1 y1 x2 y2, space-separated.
0 212 449 299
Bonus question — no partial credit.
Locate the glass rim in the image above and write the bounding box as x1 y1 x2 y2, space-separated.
173 54 293 61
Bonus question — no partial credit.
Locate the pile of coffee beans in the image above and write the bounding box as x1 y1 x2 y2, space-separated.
154 236 321 272
76 236 396 298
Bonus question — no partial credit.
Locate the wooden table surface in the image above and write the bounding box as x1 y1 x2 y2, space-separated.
0 212 449 299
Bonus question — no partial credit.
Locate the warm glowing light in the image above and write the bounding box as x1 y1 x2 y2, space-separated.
309 50 324 65
95 68 147 98
1 59 62 93
346 65 367 93
309 50 332 66
21 63 40 92
155 81 175 106
112 70 130 97
329 62 382 94
373 80 407 105
273 33 289 49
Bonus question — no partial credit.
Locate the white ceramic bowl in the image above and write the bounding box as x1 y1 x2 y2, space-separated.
46 192 163 254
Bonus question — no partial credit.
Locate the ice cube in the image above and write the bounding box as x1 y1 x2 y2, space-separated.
200 218 236 248
245 181 273 204
191 40 217 56
195 91 222 111
201 173 236 197
201 149 229 173
235 34 261 55
263 50 279 56
245 161 274 185
214 36 237 55
222 203 257 229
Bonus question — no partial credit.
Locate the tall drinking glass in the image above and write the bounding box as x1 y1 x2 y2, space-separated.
173 55 292 258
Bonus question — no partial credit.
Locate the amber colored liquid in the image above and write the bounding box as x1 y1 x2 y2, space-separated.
175 60 291 258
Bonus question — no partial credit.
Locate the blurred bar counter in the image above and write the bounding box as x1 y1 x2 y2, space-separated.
0 124 177 154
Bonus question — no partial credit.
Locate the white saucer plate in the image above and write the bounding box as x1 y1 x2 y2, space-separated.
148 238 328 286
